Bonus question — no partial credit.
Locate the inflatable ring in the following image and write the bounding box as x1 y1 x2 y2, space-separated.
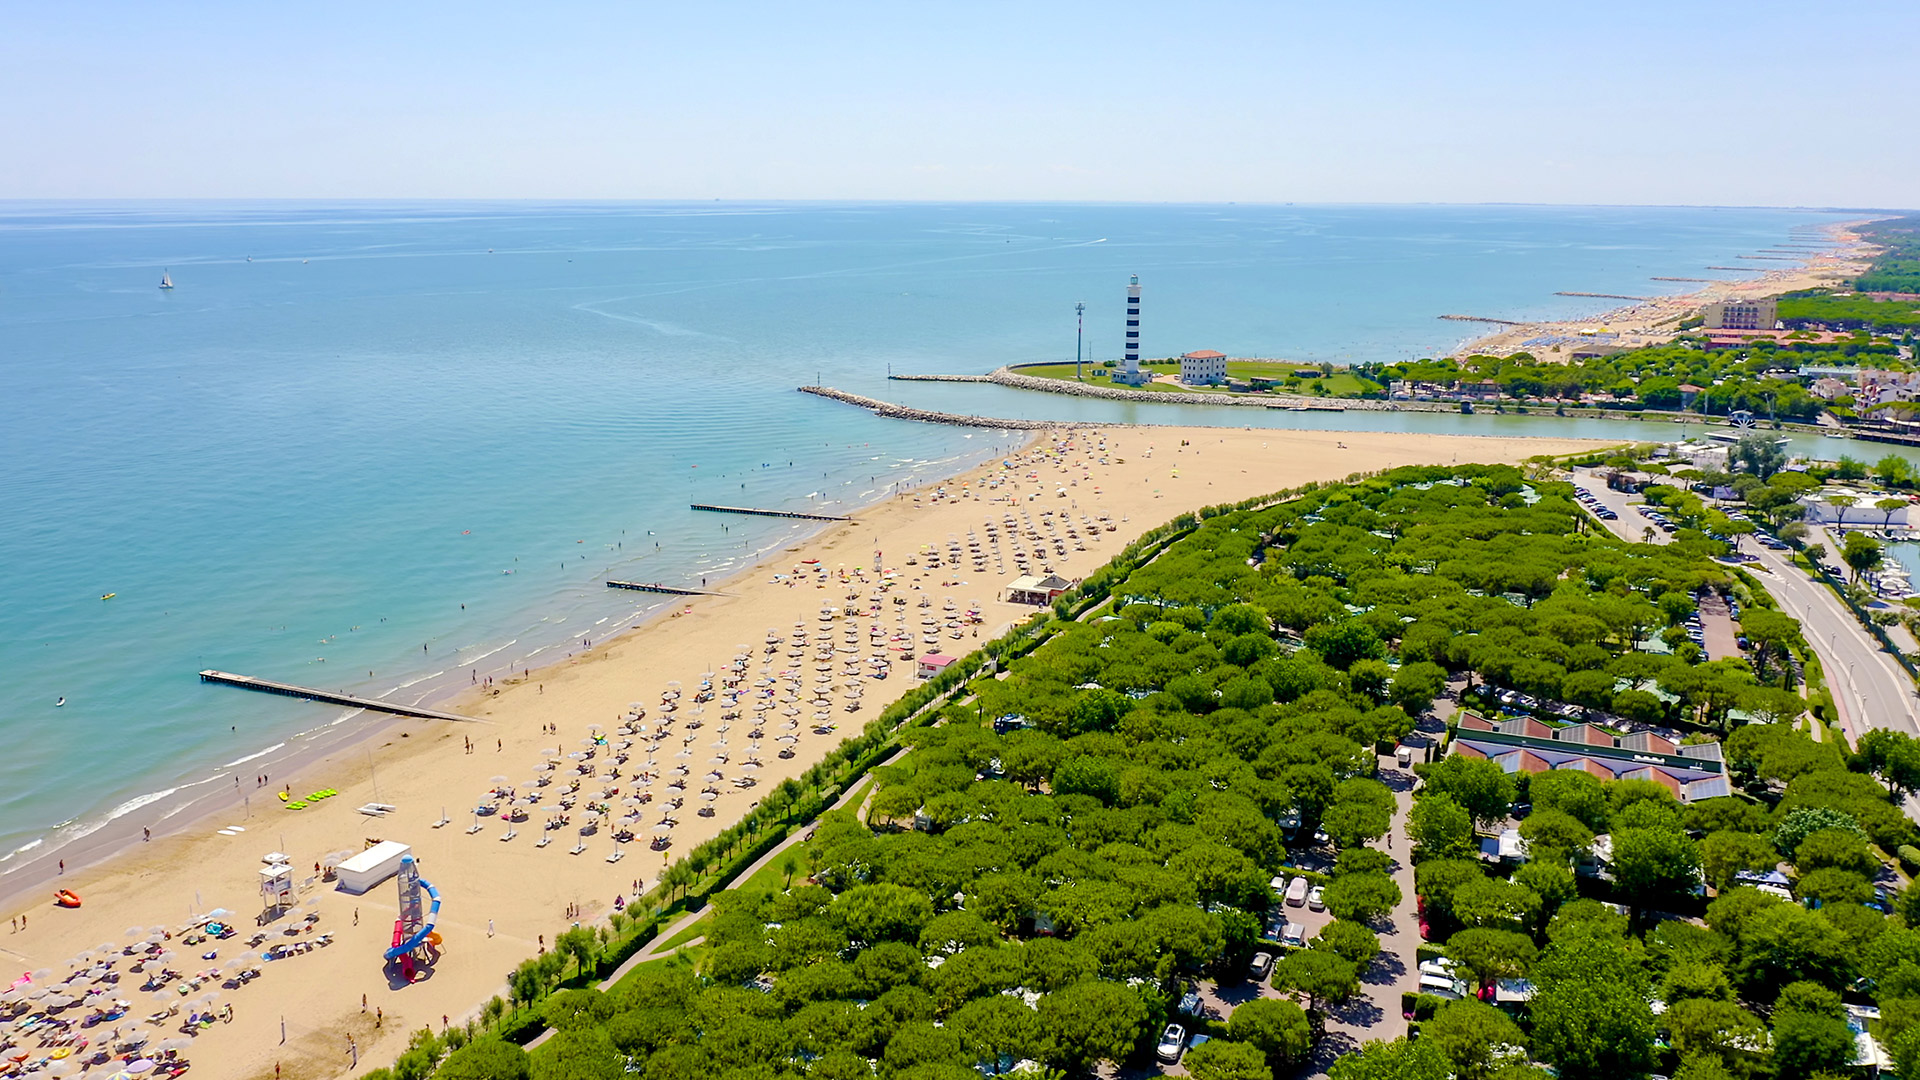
54 890 82 908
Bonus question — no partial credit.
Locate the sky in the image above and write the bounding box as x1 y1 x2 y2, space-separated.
3 0 1915 207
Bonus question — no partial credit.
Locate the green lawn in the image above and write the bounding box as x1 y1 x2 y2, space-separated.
1013 361 1379 398
652 916 710 953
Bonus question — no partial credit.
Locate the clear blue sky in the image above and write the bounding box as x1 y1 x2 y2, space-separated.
4 0 1914 206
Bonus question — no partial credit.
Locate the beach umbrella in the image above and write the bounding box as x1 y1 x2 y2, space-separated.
125 927 146 939
125 1060 157 1075
490 775 510 786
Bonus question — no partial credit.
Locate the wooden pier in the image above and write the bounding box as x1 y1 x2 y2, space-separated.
1705 266 1766 272
198 670 479 722
1651 277 1713 283
690 503 849 522
606 580 725 597
1555 291 1657 301
1438 314 1524 325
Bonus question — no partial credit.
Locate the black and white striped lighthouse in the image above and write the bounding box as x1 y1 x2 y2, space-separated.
1116 274 1145 385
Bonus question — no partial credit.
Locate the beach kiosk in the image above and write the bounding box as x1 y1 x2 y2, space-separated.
334 840 412 894
916 654 958 680
1006 573 1072 606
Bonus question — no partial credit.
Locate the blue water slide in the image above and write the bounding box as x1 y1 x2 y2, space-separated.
382 876 443 960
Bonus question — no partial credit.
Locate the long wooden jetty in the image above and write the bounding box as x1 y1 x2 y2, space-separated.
1438 314 1524 325
1651 277 1713 282
1555 291 1657 301
690 503 849 522
1706 266 1765 272
198 670 479 722
606 580 725 597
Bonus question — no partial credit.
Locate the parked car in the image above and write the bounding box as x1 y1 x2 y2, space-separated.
1250 951 1275 981
1285 876 1310 906
1307 885 1326 911
1280 923 1305 949
1178 990 1202 1017
1156 1024 1188 1063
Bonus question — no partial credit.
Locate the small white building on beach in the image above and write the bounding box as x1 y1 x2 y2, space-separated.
334 840 412 894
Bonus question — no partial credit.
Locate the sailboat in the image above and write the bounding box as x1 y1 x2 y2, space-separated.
158 270 174 290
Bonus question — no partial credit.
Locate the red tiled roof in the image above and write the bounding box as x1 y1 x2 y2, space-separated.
1457 712 1496 731
1453 743 1488 759
1182 350 1226 360
1559 758 1614 779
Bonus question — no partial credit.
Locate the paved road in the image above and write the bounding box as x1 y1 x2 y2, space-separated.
1572 472 1670 546
1746 549 1920 741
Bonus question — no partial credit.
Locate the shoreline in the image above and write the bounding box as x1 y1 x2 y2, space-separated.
0 434 1032 913
0 424 1608 1080
1449 217 1878 357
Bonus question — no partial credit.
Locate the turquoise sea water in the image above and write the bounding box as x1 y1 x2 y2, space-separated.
0 201 1854 871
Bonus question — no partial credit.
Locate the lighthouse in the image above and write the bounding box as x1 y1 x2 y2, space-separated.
1114 274 1150 386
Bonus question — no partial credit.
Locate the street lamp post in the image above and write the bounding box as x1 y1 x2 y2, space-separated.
1074 302 1086 381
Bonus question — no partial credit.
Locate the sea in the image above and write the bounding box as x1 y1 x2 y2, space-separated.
0 200 1872 874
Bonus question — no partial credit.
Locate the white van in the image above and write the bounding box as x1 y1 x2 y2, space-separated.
1396 745 1414 768
1285 876 1310 907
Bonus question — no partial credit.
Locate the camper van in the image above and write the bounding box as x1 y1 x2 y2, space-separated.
1285 876 1310 907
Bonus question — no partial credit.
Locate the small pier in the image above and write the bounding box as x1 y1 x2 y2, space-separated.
1555 291 1657 301
606 580 725 597
1734 255 1800 262
199 671 479 722
1438 314 1524 325
1651 277 1713 282
1705 266 1766 272
691 503 848 522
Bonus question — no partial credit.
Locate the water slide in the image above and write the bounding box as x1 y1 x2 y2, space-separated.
382 874 443 961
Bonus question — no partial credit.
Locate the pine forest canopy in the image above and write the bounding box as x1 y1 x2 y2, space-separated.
366 465 1920 1080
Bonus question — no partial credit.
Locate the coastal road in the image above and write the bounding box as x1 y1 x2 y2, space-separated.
1747 548 1920 741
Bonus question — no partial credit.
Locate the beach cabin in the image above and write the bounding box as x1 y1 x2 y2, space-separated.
334 840 412 894
916 654 958 680
1006 573 1071 606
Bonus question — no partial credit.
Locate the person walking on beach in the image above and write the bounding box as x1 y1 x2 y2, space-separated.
143 827 150 842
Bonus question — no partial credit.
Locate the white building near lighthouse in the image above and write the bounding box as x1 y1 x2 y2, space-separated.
1112 275 1151 386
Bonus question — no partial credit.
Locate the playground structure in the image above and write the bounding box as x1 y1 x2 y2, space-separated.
383 854 442 981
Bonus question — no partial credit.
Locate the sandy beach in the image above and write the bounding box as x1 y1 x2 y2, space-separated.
1451 220 1878 357
0 424 1606 1080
